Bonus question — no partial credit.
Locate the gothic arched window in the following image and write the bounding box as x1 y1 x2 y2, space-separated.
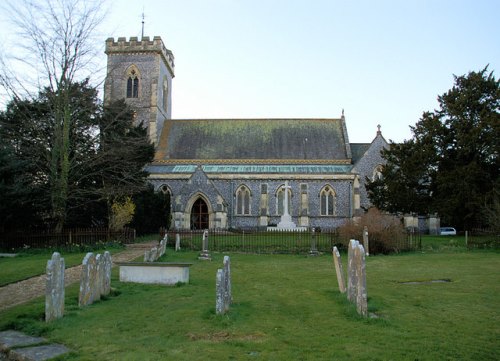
236 185 251 215
320 185 336 216
126 66 140 98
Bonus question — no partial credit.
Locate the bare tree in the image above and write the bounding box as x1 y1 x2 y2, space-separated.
1 0 107 231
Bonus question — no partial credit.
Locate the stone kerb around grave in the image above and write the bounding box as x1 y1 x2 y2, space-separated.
45 252 65 322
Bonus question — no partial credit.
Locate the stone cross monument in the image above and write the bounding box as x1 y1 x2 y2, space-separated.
277 181 297 229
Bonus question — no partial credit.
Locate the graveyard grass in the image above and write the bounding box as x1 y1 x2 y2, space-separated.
0 240 499 360
0 247 123 287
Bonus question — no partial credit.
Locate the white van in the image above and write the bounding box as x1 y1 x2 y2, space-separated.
440 227 457 235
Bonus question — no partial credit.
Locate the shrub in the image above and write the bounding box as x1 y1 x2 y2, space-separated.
338 208 406 254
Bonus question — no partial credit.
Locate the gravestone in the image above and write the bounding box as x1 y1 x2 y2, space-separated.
354 244 368 316
45 252 65 322
79 253 96 307
223 256 232 304
309 228 319 256
159 238 167 257
102 251 112 296
94 254 103 303
175 233 181 251
216 256 232 314
347 239 359 302
198 230 211 260
363 226 370 256
332 246 346 293
215 269 225 314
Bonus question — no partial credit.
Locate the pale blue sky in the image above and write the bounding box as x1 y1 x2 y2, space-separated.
2 0 499 143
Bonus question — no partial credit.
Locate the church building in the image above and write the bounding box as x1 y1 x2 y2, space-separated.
104 36 388 230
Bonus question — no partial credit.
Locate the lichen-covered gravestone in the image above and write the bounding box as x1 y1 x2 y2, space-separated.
332 246 346 293
45 252 65 322
175 233 181 251
102 251 112 296
79 252 97 307
223 256 232 304
216 256 232 314
347 239 359 302
354 244 368 316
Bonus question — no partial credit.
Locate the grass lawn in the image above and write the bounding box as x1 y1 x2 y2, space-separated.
0 247 124 287
0 244 498 360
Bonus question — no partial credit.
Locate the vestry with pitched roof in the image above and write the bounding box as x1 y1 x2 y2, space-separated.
104 36 388 230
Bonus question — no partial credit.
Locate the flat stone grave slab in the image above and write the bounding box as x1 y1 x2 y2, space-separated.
117 262 192 285
0 331 45 351
9 344 70 361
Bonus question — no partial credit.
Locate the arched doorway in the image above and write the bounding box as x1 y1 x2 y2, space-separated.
191 198 209 230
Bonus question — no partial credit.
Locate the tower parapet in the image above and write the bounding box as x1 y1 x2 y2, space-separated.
105 36 175 77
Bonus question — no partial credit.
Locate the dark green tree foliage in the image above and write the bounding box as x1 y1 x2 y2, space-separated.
0 84 155 229
368 67 499 229
130 185 171 235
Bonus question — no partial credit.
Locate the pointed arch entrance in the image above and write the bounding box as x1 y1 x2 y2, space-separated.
191 198 209 230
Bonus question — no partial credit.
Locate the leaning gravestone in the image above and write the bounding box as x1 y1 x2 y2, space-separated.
45 252 65 322
332 246 346 293
94 254 103 303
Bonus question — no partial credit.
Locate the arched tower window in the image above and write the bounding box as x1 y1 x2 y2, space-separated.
235 185 251 215
126 66 140 98
320 185 336 216
162 76 169 110
276 185 292 216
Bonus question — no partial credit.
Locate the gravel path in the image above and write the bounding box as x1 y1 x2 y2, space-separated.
0 245 153 312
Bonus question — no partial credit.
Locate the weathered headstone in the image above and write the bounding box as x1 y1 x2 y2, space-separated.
198 229 211 260
363 226 370 256
45 252 65 322
94 254 103 303
347 239 359 302
223 256 232 304
332 246 346 293
102 251 112 296
159 238 167 257
175 233 181 251
79 252 96 307
309 228 319 256
144 249 152 262
215 269 225 314
354 244 368 316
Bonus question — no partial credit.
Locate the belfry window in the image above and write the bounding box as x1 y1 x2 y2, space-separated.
126 69 139 98
320 186 336 216
236 185 251 215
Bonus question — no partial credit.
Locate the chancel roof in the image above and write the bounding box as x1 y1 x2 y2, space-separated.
154 118 351 164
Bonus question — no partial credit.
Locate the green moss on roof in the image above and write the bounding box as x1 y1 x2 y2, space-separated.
157 119 349 160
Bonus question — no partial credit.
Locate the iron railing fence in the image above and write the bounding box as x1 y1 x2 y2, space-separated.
0 227 136 251
159 228 421 255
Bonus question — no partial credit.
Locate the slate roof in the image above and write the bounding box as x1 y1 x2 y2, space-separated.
154 118 351 163
350 143 371 164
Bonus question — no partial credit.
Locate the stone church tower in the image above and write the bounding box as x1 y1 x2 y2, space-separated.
104 36 175 144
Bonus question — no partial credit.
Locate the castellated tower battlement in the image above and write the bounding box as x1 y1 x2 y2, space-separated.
105 36 175 77
104 35 175 145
